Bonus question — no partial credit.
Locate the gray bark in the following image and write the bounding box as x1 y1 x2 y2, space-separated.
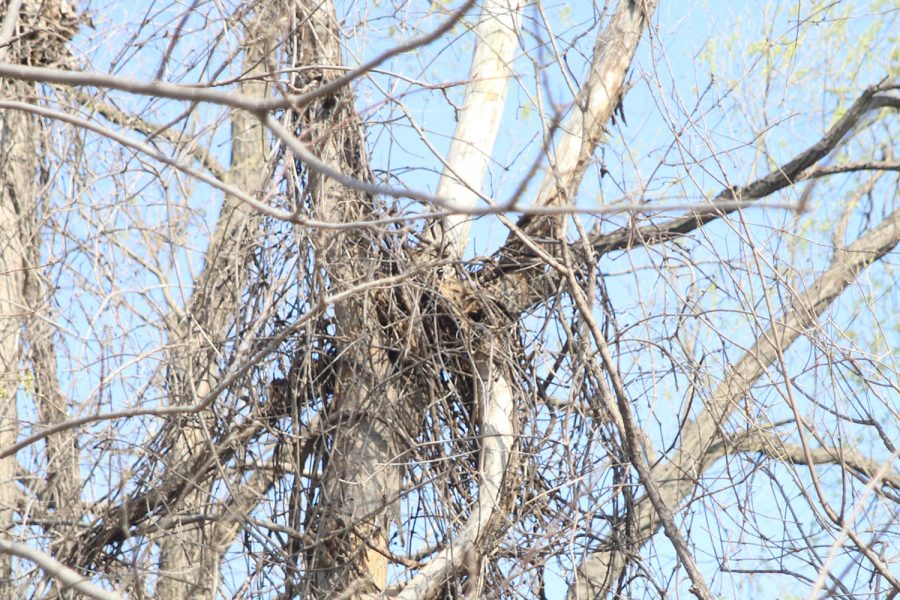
290 2 401 595
154 8 274 599
0 76 35 600
0 1 79 592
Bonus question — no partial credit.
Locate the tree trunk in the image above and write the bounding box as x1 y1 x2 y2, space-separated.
0 76 36 600
288 2 401 596
0 0 80 594
154 8 274 599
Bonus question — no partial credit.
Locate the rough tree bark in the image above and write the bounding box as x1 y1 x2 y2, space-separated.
0 1 79 596
287 1 402 595
153 7 274 598
0 73 34 600
0 0 897 598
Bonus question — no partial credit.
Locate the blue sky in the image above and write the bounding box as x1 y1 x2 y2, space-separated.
13 0 899 597
338 2 898 595
333 2 899 596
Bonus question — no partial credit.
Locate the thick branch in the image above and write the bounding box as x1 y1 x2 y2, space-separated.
560 239 713 600
72 89 227 179
148 11 274 593
571 204 900 597
0 538 123 600
719 430 900 491
423 0 523 258
394 361 516 600
485 82 900 319
393 5 523 597
525 0 658 213
588 84 900 255
479 0 659 311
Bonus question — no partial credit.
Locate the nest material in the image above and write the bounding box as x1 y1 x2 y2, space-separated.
1 0 81 67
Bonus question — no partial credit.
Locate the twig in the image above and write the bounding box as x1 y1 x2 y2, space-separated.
0 538 123 600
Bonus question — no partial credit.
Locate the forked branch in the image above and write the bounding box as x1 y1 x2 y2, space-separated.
571 203 900 597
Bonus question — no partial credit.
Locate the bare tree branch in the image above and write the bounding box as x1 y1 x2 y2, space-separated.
0 538 124 600
589 83 899 254
560 234 713 600
720 430 900 491
485 81 900 320
71 89 227 180
0 0 24 63
572 203 900 597
0 99 293 221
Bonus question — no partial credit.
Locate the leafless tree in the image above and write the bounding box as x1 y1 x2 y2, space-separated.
0 0 898 598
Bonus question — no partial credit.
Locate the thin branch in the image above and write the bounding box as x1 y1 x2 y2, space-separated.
393 360 516 600
560 230 714 600
573 203 900 595
801 160 900 179
0 62 272 110
263 112 462 209
484 81 899 320
719 430 900 491
72 89 227 180
1 265 436 460
0 100 293 221
291 0 477 110
810 446 900 597
0 538 123 600
1 100 801 230
590 82 900 255
0 0 475 114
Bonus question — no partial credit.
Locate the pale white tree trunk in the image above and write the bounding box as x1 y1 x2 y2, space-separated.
401 2 657 596
396 3 523 597
442 2 667 596
396 359 515 600
426 0 523 258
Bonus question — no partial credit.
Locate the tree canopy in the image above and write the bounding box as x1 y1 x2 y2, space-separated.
0 1 898 598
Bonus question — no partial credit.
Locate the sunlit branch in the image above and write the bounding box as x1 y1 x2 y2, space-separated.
590 81 900 255
424 0 524 257
719 430 900 491
0 538 123 600
393 359 516 600
573 204 900 596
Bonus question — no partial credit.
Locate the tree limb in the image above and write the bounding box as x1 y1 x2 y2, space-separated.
0 538 123 600
484 82 900 320
589 84 899 255
422 0 523 258
571 203 900 597
719 429 900 491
